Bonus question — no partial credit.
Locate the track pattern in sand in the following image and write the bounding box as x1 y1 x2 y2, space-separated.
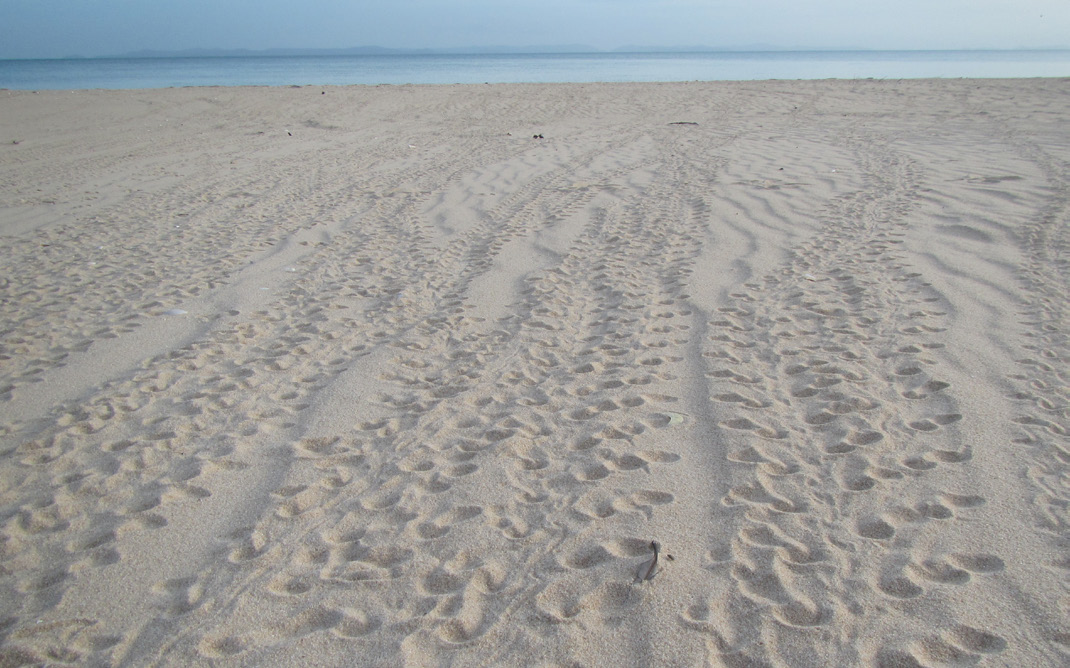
1 80 1067 667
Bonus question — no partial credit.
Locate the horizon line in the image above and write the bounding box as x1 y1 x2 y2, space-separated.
8 44 1070 61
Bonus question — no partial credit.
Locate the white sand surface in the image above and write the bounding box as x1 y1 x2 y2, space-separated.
0 79 1067 666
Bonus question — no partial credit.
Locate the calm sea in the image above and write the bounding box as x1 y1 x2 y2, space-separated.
1 50 1069 90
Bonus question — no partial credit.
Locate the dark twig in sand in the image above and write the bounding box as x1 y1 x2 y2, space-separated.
635 540 660 582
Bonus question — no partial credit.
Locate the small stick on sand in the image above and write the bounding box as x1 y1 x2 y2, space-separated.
635 540 660 583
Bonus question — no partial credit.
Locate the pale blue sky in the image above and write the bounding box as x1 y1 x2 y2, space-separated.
2 0 1068 59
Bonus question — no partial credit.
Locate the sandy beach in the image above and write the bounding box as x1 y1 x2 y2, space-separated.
1 79 1067 666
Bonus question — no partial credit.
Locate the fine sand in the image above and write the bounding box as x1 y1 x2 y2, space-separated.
0 79 1067 666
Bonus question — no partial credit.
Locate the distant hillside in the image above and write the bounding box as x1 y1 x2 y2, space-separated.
97 45 1070 60
114 45 601 58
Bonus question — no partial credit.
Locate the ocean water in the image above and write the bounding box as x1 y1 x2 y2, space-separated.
1 50 1069 90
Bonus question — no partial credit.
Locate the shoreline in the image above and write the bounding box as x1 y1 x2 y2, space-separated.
3 74 1069 98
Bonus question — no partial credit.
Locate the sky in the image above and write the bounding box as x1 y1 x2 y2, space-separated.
2 0 1068 59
